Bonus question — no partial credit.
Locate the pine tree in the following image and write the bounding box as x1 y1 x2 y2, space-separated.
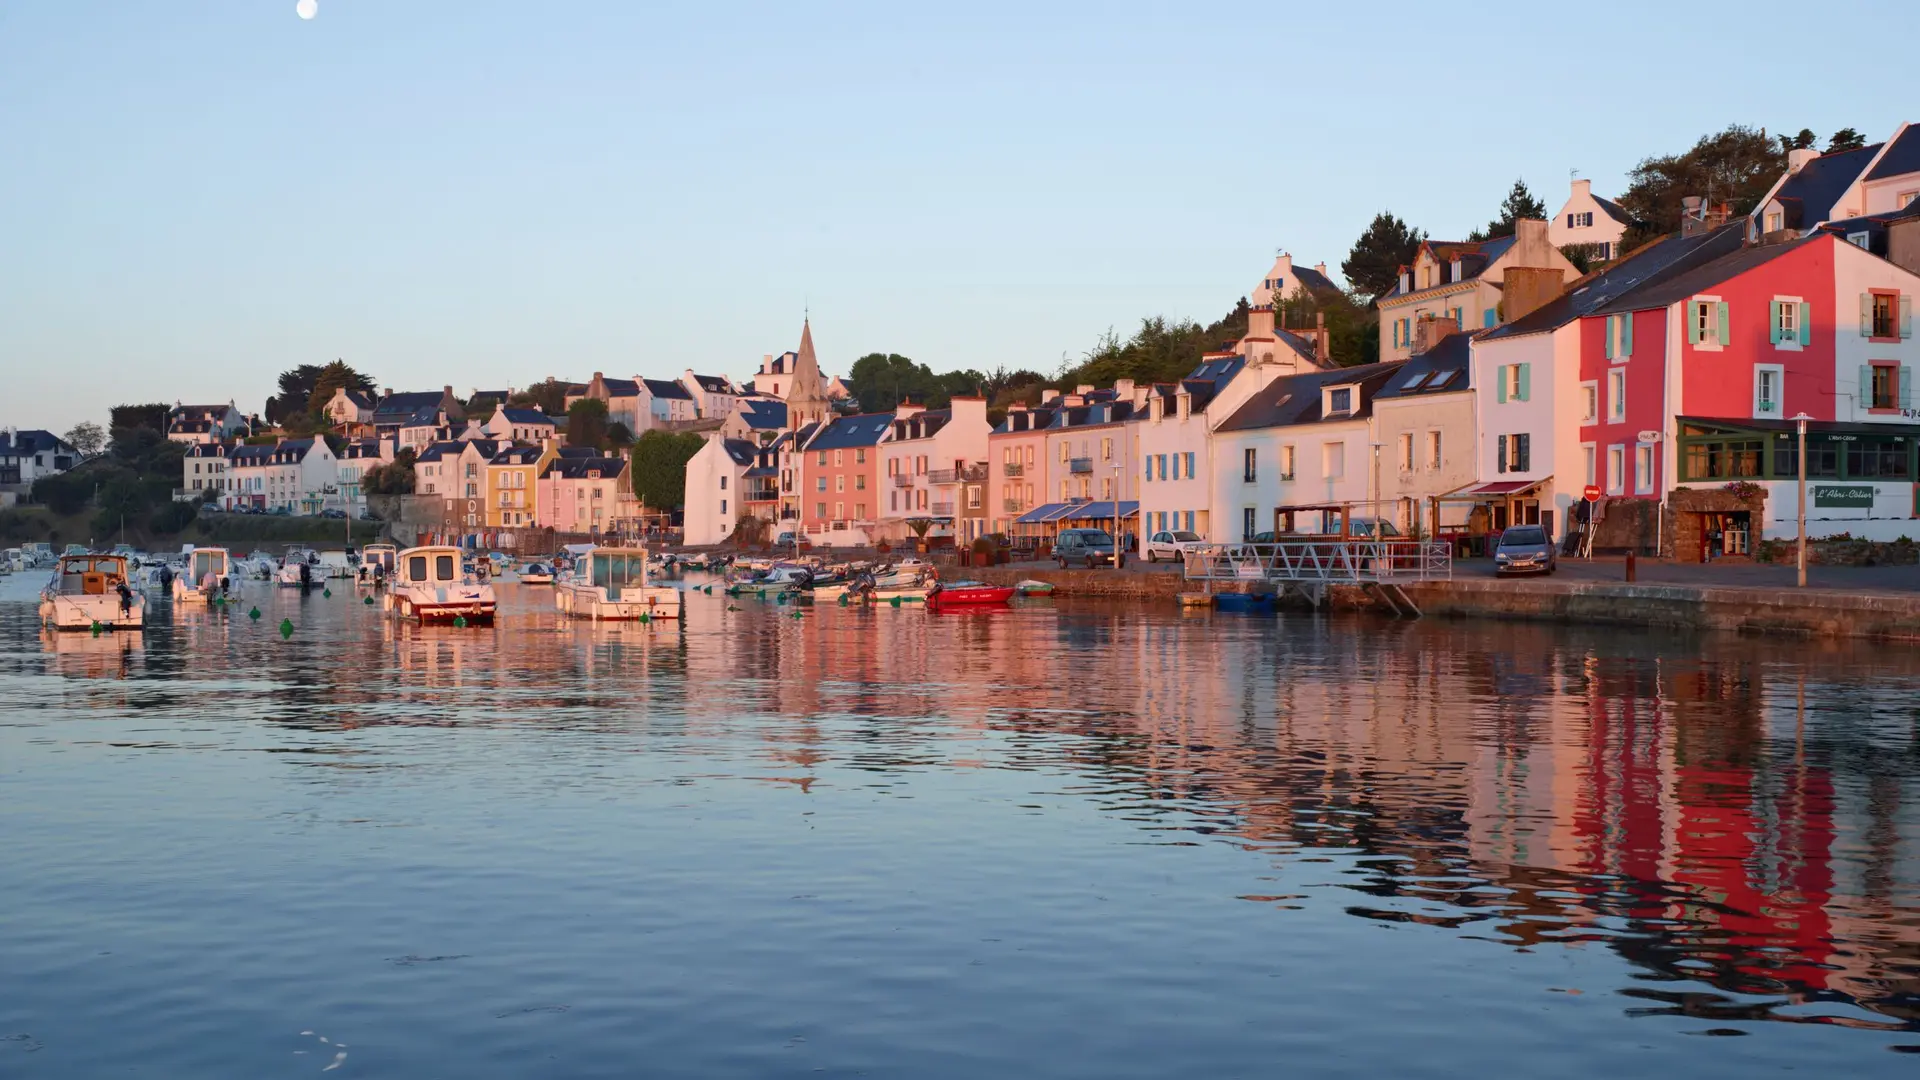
1475 179 1547 241
1341 212 1425 300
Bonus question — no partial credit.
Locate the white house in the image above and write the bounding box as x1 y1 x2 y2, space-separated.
167 403 248 445
1548 178 1634 263
681 371 742 420
1753 122 1920 239
321 388 377 432
638 378 699 432
876 398 991 543
1209 363 1403 540
1250 252 1339 308
335 438 393 515
1377 219 1580 362
0 429 79 492
414 439 500 502
483 405 557 445
1137 358 1283 546
1370 332 1477 533
683 436 759 546
223 438 338 514
179 443 230 501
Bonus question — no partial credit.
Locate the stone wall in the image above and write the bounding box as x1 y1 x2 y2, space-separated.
1400 577 1920 641
1663 485 1767 563
1589 497 1659 555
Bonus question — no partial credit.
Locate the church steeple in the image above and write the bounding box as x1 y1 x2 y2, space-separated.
783 316 831 431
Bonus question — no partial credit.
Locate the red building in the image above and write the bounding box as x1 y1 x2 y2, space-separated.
797 412 893 547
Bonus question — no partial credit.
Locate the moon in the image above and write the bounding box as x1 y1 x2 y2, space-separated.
296 0 317 19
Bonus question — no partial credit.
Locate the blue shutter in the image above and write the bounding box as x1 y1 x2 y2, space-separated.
1483 308 1496 328
1904 368 1915 410
1798 302 1812 347
1621 312 1633 356
1860 293 1873 336
1861 366 1874 408
1496 368 1508 404
1687 303 1702 344
1496 435 1508 473
1605 316 1616 359
1768 303 1782 345
1717 302 1729 345
1517 363 1531 402
1903 296 1913 339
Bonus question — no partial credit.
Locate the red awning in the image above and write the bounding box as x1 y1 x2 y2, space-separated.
1461 480 1543 496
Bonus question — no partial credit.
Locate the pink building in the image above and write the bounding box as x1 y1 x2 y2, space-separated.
987 404 1057 535
538 454 638 537
797 413 892 547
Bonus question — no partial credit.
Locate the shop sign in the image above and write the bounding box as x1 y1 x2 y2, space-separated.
1813 485 1876 508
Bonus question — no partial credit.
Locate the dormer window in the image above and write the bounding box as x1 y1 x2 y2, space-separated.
1326 386 1354 416
1449 258 1462 283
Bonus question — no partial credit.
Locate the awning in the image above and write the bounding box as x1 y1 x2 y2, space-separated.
1057 500 1139 521
1015 502 1072 524
1440 479 1547 500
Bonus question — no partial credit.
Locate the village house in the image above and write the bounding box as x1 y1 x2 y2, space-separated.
1250 251 1338 308
683 437 760 547
166 403 248 445
1377 219 1580 362
538 455 637 537
798 413 892 547
680 371 742 420
877 398 991 545
719 397 788 442
0 429 79 498
1210 362 1403 540
565 374 643 435
321 388 378 434
398 409 486 454
483 405 557 444
1753 123 1920 240
1547 178 1635 263
985 404 1057 536
485 442 556 530
178 442 231 501
1023 384 1148 543
370 388 462 443
414 439 500 504
1369 331 1476 534
334 438 391 516
222 437 337 514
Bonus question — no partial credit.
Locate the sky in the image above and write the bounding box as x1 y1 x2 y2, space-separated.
1 0 1910 434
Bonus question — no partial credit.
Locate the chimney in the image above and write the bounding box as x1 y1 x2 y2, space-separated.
1787 148 1821 174
1245 304 1276 340
1412 313 1459 355
1513 217 1549 253
1314 262 1327 278
1314 311 1330 365
1063 393 1085 407
1399 270 1412 293
1075 384 1095 396
1501 267 1566 323
1041 389 1061 404
1113 378 1135 400
1572 177 1592 198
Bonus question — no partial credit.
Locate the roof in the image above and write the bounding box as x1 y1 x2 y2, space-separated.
1592 194 1634 225
339 439 386 459
1770 143 1885 227
467 389 511 405
1383 235 1517 299
1214 362 1402 432
227 444 276 465
1373 333 1473 400
1866 124 1920 181
168 419 213 433
600 378 640 397
342 389 377 409
493 407 553 425
414 441 465 463
1590 234 1815 316
185 442 229 458
489 445 544 465
1047 399 1142 429
691 374 733 393
721 438 758 467
542 456 628 480
643 378 693 401
806 412 894 451
371 391 447 420
1292 264 1338 293
556 446 597 459
738 399 788 430
1818 199 1920 254
1484 223 1748 338
1273 329 1319 364
400 408 443 428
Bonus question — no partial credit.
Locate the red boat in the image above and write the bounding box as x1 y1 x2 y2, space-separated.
927 581 1016 610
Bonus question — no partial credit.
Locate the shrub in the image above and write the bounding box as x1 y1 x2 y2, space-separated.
32 473 89 515
149 500 198 535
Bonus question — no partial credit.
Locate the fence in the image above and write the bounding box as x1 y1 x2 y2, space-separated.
1182 541 1452 585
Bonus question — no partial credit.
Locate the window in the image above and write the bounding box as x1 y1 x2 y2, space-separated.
1101 437 1113 460
1568 211 1593 228
1497 433 1530 473
1848 232 1871 250
1900 191 1919 209
817 452 826 466
720 498 727 515
1688 299 1726 347
855 474 866 490
1608 370 1626 422
856 448 866 464
1866 363 1902 410
834 450 844 466
1771 299 1809 347
1754 365 1783 417
1328 387 1353 414
1635 444 1655 494
1425 431 1441 469
1766 211 1783 233
1497 364 1530 402
1322 442 1345 479
1605 314 1633 359
1101 477 1114 499
835 475 845 492
1865 291 1903 340
1683 438 1764 480
1243 448 1256 482
1060 480 1070 500
1846 440 1910 478
1580 382 1598 424
719 474 727 490
1607 445 1625 493
889 491 898 511
1060 442 1070 462
1279 445 1295 480
815 477 826 492
1183 452 1195 479
1482 308 1497 329
1582 444 1596 486
1243 507 1256 540
1397 432 1413 470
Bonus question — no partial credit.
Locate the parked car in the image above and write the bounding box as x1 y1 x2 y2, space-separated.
320 509 347 519
1054 528 1123 569
1143 530 1205 562
1493 524 1556 575
774 531 798 548
1247 531 1279 544
1347 518 1402 538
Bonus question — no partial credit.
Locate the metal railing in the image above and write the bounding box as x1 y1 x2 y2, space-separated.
891 473 914 488
927 469 958 484
931 501 955 516
1003 498 1025 513
1069 457 1093 474
1183 541 1452 584
1003 462 1024 477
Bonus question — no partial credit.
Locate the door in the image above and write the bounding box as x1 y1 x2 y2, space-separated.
1242 507 1255 541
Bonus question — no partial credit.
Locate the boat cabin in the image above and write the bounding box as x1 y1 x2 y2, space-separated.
361 544 397 573
52 554 132 595
584 548 654 594
187 548 230 584
397 546 471 587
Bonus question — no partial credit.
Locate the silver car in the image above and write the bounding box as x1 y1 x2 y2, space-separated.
1143 530 1204 562
1494 524 1556 575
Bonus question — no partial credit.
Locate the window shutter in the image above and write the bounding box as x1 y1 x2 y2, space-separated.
1496 435 1508 473
1905 368 1915 410
1517 364 1531 402
1768 304 1782 345
1517 434 1530 473
1605 317 1616 359
1861 366 1874 407
1716 302 1729 345
1798 302 1812 346
1903 296 1914 339
1687 303 1702 344
1496 369 1508 404
1861 293 1873 336
1621 313 1633 357
1483 308 1496 328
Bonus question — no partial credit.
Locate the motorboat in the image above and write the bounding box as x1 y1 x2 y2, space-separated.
519 562 555 585
927 580 1016 610
554 547 682 621
357 544 397 586
724 563 813 596
1015 580 1056 596
382 545 496 624
173 547 238 605
40 553 146 631
316 549 356 579
277 548 320 588
140 561 176 592
240 551 278 580
845 561 937 604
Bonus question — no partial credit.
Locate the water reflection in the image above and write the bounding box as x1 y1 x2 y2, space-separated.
4 577 1919 1072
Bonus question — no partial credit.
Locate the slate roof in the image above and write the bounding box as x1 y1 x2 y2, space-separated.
339 439 386 460
1865 124 1920 181
494 407 553 425
371 391 447 422
1382 235 1517 299
601 378 640 397
342 389 377 410
1373 334 1472 400
185 442 229 459
738 399 788 430
414 441 465 463
1483 223 1748 338
1590 235 1816 316
490 445 544 465
400 408 443 428
692 374 733 393
891 409 951 441
1215 362 1402 432
1770 143 1885 228
1292 264 1339 293
1274 329 1320 364
1593 194 1634 225
721 438 758 467
467 389 512 407
169 419 214 433
806 413 895 451
1819 200 1920 256
643 378 693 401
0 430 76 458
1046 400 1141 429
227 445 276 466
992 407 1057 434
542 456 627 480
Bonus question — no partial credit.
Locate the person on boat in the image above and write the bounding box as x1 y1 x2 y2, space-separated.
299 560 313 589
158 564 173 588
116 580 135 616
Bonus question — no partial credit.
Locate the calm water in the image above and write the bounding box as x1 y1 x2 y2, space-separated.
3 573 1918 1078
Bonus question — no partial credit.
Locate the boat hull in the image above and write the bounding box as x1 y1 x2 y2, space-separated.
554 584 682 621
41 594 147 631
383 586 496 624
929 585 1015 609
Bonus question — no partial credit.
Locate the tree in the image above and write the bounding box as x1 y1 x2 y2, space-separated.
266 365 326 425
109 403 170 437
1470 179 1547 241
1826 127 1867 153
605 422 634 450
847 353 950 412
629 430 704 512
511 378 572 417
65 422 105 457
32 473 89 515
566 398 610 449
1617 124 1787 239
304 359 375 415
362 448 417 495
1342 212 1426 299
1779 128 1818 152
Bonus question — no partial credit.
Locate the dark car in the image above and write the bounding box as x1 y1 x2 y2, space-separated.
1054 528 1123 569
1494 524 1556 575
320 509 347 519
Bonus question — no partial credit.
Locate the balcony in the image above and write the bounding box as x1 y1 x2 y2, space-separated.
891 473 914 488
1069 457 1093 474
1002 461 1024 477
1003 498 1025 513
929 464 988 485
931 501 955 517
744 484 779 502
927 468 958 485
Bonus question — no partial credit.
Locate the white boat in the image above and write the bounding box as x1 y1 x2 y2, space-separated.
554 547 682 621
316 549 355 579
357 544 397 586
382 545 496 624
39 553 146 631
277 548 319 588
724 563 813 596
519 562 555 585
172 547 238 604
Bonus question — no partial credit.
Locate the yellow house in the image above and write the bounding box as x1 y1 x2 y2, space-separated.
486 441 557 528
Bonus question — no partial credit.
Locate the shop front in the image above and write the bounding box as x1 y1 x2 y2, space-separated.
1675 417 1920 545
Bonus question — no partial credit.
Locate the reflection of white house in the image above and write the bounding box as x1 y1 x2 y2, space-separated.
1547 178 1633 262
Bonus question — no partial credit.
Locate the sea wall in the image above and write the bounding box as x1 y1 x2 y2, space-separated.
1396 578 1920 641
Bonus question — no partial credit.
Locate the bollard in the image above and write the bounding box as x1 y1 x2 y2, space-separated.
1625 551 1637 582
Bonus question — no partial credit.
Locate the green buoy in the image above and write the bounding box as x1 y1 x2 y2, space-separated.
790 611 803 619
638 612 651 623
323 588 332 599
249 607 261 620
726 604 739 612
363 595 374 605
453 615 468 628
776 592 788 605
889 596 901 608
279 618 294 639
90 619 102 636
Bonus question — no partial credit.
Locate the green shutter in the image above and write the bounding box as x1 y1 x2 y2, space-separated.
1517 363 1531 402
1496 368 1508 404
1768 303 1782 345
1483 308 1496 328
1716 302 1729 345
1902 296 1913 339
1798 302 1812 346
1861 293 1873 336
1905 368 1915 410
1496 435 1508 474
1605 316 1616 359
1621 312 1633 357
1862 365 1874 408
1687 302 1702 344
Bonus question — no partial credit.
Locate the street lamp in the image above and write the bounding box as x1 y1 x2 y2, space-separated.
1793 412 1811 588
1369 442 1385 535
1111 462 1126 556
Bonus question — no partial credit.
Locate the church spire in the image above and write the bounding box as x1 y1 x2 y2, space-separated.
783 316 830 431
